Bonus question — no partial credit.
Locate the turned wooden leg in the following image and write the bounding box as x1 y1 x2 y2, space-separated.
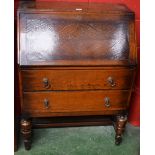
115 115 127 145
21 119 32 150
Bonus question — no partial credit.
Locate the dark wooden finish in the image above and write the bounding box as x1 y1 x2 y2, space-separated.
22 69 134 91
32 116 113 128
18 1 136 66
14 126 18 152
17 1 137 150
19 1 133 13
115 115 127 145
23 90 130 115
20 118 32 150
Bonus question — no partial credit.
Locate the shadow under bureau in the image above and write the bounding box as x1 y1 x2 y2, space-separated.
17 1 137 150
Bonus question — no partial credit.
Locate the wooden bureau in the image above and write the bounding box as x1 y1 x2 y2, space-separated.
17 1 137 150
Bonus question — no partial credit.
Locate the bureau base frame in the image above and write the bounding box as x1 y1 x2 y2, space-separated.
20 114 127 150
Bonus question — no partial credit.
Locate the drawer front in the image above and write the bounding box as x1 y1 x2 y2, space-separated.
23 90 130 114
22 69 134 91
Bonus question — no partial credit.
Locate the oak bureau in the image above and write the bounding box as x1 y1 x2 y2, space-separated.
17 1 137 150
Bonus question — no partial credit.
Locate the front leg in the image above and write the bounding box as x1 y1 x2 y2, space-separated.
115 115 127 145
21 118 32 150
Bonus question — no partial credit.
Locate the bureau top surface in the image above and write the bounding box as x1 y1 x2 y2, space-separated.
18 1 133 15
17 1 136 67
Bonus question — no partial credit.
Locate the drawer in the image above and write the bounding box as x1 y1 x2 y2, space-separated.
21 69 134 91
23 90 130 114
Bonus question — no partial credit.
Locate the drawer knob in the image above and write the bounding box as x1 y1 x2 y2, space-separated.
104 97 110 108
43 78 50 89
43 99 49 109
107 76 116 87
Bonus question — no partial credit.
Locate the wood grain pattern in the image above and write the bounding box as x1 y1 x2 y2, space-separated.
18 1 133 13
17 1 137 149
19 14 130 65
22 69 134 91
20 119 32 150
18 1 136 66
22 90 130 115
115 115 127 145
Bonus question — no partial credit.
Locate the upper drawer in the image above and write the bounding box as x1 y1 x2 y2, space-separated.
18 13 136 66
21 69 134 91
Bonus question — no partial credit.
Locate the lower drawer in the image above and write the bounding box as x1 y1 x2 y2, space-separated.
22 90 130 116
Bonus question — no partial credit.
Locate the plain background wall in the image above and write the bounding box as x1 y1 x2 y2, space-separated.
15 0 140 126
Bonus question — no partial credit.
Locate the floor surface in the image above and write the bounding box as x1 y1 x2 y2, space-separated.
15 123 140 155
